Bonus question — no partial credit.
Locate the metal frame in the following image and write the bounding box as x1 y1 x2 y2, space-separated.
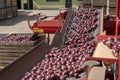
28 9 67 43
83 1 120 80
97 0 120 40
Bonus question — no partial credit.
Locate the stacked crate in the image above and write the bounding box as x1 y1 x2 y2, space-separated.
11 0 17 16
82 0 107 15
81 0 117 15
78 0 83 8
93 0 107 15
0 0 18 20
6 0 13 18
0 0 6 20
109 0 116 15
82 0 92 8
0 33 46 70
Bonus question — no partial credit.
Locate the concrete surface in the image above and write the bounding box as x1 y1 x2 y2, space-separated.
0 9 64 44
0 9 60 34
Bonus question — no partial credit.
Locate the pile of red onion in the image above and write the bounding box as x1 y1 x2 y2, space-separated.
102 37 120 57
21 8 98 80
0 34 32 43
72 8 98 34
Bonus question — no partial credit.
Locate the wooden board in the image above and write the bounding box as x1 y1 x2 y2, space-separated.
5 0 12 7
109 7 116 15
93 42 116 59
6 7 12 18
0 53 23 57
0 8 6 20
93 0 107 6
11 0 17 6
109 0 116 7
0 0 5 8
12 6 17 16
83 0 91 5
93 6 107 15
83 4 92 8
0 56 18 60
0 49 29 53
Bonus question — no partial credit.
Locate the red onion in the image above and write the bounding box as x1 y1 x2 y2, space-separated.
0 34 32 42
21 8 98 80
102 37 120 57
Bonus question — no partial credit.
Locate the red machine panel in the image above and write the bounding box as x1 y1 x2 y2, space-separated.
104 20 120 35
33 20 62 33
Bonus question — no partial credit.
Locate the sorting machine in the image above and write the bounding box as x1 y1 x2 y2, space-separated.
0 9 72 80
28 9 67 43
90 0 120 80
0 0 120 80
0 8 100 80
79 0 120 80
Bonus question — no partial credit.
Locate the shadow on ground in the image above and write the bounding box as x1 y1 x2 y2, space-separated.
0 10 35 26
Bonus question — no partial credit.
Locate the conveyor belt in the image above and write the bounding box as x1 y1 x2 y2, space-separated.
51 9 73 48
0 8 102 80
51 8 101 80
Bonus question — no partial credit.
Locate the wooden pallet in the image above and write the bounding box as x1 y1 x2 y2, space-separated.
0 33 46 70
93 0 107 6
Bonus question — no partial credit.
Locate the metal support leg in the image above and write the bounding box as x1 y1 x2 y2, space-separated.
115 0 120 36
47 33 50 44
118 57 120 80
